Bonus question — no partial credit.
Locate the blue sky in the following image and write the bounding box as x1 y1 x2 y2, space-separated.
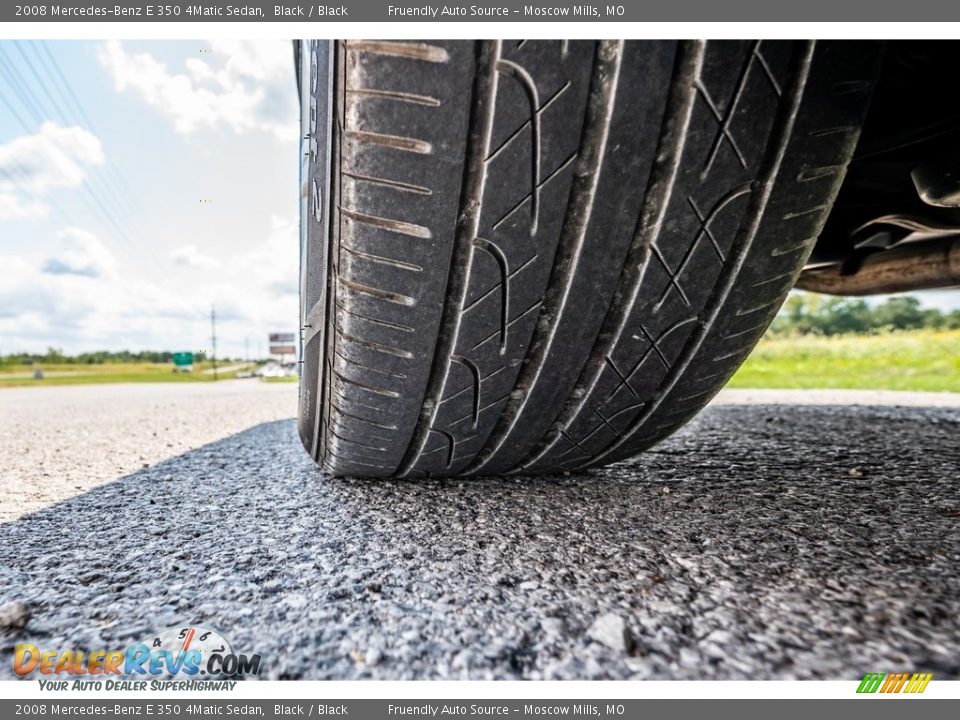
0 40 299 358
1 42 957 358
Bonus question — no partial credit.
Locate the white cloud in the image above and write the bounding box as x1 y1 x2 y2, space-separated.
1 235 207 354
0 191 47 220
170 244 219 269
97 40 298 140
0 218 300 356
233 214 299 295
42 228 118 278
201 213 300 336
0 123 104 221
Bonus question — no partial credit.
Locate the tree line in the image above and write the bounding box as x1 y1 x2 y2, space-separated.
0 349 211 366
772 293 960 336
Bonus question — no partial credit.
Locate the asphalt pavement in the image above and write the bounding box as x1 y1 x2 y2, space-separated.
0 381 958 680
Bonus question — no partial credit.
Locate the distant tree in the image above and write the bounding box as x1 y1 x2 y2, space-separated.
44 347 66 363
770 291 958 335
818 297 873 335
775 294 814 334
871 296 928 330
771 293 872 335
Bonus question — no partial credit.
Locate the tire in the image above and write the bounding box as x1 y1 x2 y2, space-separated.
298 40 881 478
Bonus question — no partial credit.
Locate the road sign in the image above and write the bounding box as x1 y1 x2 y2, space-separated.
172 352 194 367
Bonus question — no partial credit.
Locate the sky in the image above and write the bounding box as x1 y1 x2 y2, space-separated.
0 40 300 358
0 42 957 359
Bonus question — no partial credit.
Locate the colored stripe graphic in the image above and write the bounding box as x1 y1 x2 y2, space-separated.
905 673 933 693
857 672 932 694
857 673 885 693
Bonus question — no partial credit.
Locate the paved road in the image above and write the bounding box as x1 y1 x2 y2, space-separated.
0 381 295 522
0 382 958 680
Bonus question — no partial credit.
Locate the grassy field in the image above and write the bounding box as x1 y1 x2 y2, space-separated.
731 329 960 392
3 330 957 392
0 361 255 387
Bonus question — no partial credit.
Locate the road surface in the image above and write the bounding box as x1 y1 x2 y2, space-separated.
0 381 957 680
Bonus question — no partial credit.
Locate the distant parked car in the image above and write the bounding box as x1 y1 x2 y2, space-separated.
256 363 288 379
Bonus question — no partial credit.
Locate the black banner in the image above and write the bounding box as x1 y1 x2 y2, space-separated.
5 0 960 22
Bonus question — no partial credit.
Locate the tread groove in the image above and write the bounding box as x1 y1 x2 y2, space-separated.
347 87 442 107
342 243 424 272
342 171 432 195
515 41 706 472
495 58 542 234
470 300 543 351
334 370 401 398
582 42 817 469
345 41 450 64
451 355 482 428
485 81 571 164
472 238 511 352
491 152 578 231
464 40 625 474
394 40 505 478
337 302 415 332
345 130 433 155
340 207 433 239
341 333 414 359
462 254 537 314
334 348 407 379
338 277 416 306
330 403 399 431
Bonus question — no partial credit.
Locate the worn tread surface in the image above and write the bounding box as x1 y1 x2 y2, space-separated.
300 40 881 477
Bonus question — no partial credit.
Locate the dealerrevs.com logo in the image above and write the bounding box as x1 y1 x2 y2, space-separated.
14 625 261 680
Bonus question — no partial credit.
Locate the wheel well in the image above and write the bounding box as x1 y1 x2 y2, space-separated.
804 41 960 295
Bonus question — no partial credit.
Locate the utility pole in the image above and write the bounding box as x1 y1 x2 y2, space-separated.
210 305 218 381
244 336 249 363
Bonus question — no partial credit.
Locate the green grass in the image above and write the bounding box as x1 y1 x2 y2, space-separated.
730 329 960 392
4 330 958 392
0 362 254 387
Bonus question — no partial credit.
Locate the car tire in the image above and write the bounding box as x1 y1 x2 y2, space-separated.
297 40 881 477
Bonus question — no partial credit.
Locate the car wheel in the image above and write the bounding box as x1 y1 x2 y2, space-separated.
297 40 881 477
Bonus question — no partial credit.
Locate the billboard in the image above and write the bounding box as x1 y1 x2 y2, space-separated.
269 333 296 343
270 344 297 355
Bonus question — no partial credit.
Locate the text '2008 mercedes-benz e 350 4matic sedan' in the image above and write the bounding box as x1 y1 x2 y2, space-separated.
294 40 959 478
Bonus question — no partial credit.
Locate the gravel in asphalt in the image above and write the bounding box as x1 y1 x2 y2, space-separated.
0 382 958 680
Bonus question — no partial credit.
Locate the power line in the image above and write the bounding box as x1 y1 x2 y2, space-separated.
0 47 46 123
12 41 145 235
32 41 149 228
0 46 173 288
0 87 33 133
31 42 148 227
0 52 118 234
37 42 97 128
13 42 70 127
0 163 75 227
0 90 84 229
